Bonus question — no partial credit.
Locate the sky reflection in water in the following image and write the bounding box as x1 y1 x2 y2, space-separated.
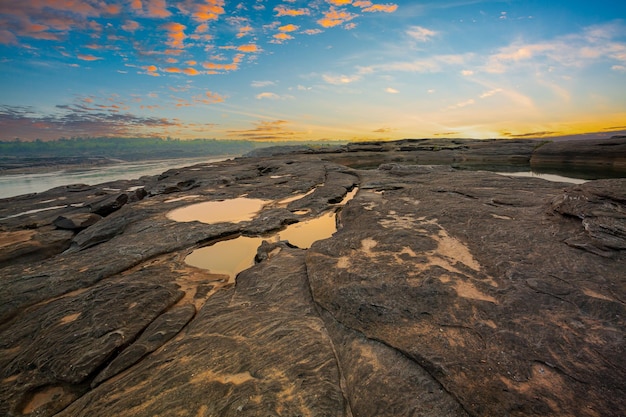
174 189 356 281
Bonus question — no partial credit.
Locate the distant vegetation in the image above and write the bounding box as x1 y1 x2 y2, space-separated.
0 137 341 161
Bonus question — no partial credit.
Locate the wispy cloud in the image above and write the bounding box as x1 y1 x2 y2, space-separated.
447 99 475 110
484 22 626 74
226 119 302 140
275 5 310 17
318 7 358 28
251 80 275 88
406 25 437 42
255 92 281 100
143 0 171 18
323 73 362 84
77 54 102 61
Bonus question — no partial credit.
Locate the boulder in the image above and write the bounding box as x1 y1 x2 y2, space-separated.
53 213 102 230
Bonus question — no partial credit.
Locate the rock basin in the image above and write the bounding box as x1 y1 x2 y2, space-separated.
176 188 358 281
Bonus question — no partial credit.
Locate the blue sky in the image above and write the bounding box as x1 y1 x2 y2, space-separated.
1 0 625 141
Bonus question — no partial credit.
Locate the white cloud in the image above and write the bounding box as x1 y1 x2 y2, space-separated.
461 69 474 76
612 65 626 72
256 92 280 99
448 99 475 110
406 26 437 42
385 87 399 94
484 22 626 74
360 53 473 75
479 88 503 98
251 80 275 87
322 73 361 84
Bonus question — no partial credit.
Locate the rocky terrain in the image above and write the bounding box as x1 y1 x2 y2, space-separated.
0 138 624 416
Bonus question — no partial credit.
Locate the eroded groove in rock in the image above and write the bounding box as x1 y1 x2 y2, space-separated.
55 244 347 417
318 307 470 417
0 269 183 417
306 166 625 416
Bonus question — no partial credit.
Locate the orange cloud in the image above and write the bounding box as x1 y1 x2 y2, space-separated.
237 44 259 53
274 33 294 41
194 91 226 104
328 0 353 5
122 20 140 32
145 0 171 18
227 120 301 141
166 57 178 63
105 4 121 14
274 6 310 16
186 60 197 65
0 30 18 45
164 48 184 55
202 54 243 71
279 24 299 32
196 23 208 33
182 67 199 75
163 22 186 49
192 0 225 22
236 25 253 38
77 54 102 61
362 3 398 13
317 7 357 28
130 0 142 10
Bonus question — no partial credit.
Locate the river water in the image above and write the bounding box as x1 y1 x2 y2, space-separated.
0 156 230 199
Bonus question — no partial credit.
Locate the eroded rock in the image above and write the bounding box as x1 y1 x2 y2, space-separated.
53 213 102 230
0 146 624 417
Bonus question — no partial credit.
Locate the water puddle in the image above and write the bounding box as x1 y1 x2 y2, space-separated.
166 197 269 224
177 187 358 282
496 171 587 184
0 205 67 221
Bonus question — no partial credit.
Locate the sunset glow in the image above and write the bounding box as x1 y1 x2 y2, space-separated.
0 0 625 141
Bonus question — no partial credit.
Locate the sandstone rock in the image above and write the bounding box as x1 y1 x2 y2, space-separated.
88 192 128 216
532 137 626 175
53 213 102 230
92 303 196 387
0 144 624 417
0 226 73 268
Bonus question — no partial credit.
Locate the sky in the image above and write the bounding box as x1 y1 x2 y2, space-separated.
0 0 625 142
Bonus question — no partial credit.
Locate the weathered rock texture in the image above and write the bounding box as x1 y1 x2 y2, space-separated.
0 139 624 416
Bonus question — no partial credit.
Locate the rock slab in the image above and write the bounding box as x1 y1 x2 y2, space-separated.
0 144 624 416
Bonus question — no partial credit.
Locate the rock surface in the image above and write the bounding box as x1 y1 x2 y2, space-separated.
0 139 624 416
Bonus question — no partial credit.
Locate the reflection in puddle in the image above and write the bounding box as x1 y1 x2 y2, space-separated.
166 197 268 224
185 236 264 281
184 212 338 282
182 187 358 282
277 211 336 248
496 171 587 184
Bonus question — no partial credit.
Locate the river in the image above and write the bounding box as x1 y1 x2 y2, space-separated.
0 156 231 199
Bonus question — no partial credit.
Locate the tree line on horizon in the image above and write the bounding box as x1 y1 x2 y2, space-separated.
0 137 336 161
